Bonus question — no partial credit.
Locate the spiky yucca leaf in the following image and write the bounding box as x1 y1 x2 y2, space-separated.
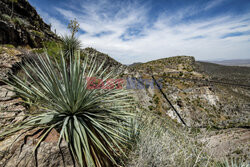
62 35 81 58
218 158 249 167
1 52 133 167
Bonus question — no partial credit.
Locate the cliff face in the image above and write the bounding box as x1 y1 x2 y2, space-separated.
0 0 58 47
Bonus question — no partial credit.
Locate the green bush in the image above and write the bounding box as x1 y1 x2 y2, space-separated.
1 14 11 22
30 30 45 38
34 20 40 28
3 44 15 48
148 105 154 111
32 41 62 61
12 17 28 26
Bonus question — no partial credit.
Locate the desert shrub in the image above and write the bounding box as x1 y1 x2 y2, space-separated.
153 95 160 104
3 44 15 48
32 41 62 61
43 41 61 54
34 20 40 28
1 14 11 21
12 17 29 26
30 30 45 38
1 51 134 167
148 105 154 111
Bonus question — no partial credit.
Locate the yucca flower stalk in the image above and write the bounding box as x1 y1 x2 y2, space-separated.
1 51 134 167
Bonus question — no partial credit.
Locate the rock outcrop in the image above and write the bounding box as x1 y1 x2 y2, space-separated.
1 129 75 167
82 47 126 73
0 0 58 47
0 46 76 167
0 46 26 116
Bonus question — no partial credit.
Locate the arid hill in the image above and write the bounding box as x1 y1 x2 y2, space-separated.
0 0 58 47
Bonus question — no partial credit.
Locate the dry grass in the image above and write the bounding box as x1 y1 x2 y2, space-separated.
126 110 218 167
125 109 250 167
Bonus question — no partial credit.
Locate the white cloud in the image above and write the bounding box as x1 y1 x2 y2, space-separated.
36 9 70 36
38 0 250 64
204 0 225 11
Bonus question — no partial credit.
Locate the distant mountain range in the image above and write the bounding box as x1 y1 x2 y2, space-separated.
206 59 250 67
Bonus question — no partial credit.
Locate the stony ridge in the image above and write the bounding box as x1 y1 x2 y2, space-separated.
126 55 250 128
82 47 126 73
0 0 58 47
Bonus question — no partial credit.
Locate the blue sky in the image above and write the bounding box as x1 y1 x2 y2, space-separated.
29 0 250 64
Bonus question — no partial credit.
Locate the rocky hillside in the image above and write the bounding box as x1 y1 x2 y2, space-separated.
125 56 250 159
126 56 250 128
0 0 58 47
196 61 250 86
82 47 126 72
0 46 26 115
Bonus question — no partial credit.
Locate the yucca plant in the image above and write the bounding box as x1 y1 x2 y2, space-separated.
1 51 134 167
62 35 81 60
217 158 249 167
